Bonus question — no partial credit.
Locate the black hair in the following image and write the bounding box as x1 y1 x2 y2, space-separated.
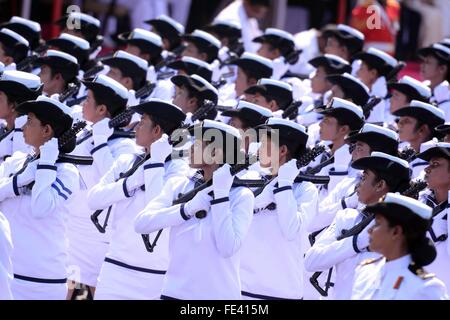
204 133 244 165
49 67 77 89
0 42 27 64
38 116 75 153
413 119 434 141
332 35 361 57
385 213 436 267
370 168 411 194
240 68 263 83
91 90 126 118
183 85 218 120
148 114 181 136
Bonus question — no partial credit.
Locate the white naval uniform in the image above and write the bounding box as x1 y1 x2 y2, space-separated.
66 128 139 287
239 169 318 300
365 76 388 124
351 254 448 300
215 0 262 53
134 172 255 300
305 208 380 300
431 81 450 122
420 190 450 289
0 211 13 300
88 154 189 300
0 151 80 300
305 171 360 233
0 116 33 165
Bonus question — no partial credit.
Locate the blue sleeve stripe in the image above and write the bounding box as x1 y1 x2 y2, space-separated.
55 177 72 195
51 184 68 200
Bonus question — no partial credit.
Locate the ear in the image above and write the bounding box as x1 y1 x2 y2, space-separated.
268 99 278 112
140 53 151 62
338 124 350 135
123 77 133 90
247 77 257 86
4 56 14 66
375 179 388 193
369 68 379 80
188 96 198 109
391 224 404 240
96 104 109 117
42 124 54 139
279 144 289 158
54 73 64 82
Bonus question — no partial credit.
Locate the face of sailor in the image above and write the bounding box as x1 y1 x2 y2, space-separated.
189 138 222 168
389 89 410 114
357 169 387 205
324 37 349 60
397 116 419 142
0 91 15 124
319 115 341 141
236 67 256 98
424 157 450 192
356 62 378 88
125 44 151 63
368 214 401 255
135 113 162 151
82 90 107 124
39 65 65 96
173 85 198 114
22 112 53 150
351 141 371 161
182 42 207 62
420 55 447 84
0 43 14 66
258 134 286 171
106 67 134 91
311 66 332 94
257 43 280 60
250 92 278 111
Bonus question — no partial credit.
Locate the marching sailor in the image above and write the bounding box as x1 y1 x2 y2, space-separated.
351 193 448 300
0 95 80 299
134 120 255 299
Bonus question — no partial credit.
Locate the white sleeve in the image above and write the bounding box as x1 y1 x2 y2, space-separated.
416 279 449 300
90 142 117 177
304 212 357 272
0 213 13 300
31 163 80 219
209 187 254 258
273 182 318 241
134 177 189 234
306 181 349 233
0 154 25 201
87 155 133 210
143 161 166 204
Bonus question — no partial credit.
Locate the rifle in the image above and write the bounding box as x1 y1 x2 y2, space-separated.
253 145 326 198
16 44 48 72
362 97 382 119
59 81 81 103
282 100 302 119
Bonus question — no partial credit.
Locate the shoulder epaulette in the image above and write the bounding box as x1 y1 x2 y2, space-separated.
360 256 383 266
413 267 435 280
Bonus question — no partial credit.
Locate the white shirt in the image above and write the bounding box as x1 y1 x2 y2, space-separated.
366 76 388 124
216 0 262 53
419 190 450 289
0 211 13 299
239 168 318 299
290 28 320 77
431 81 450 122
88 154 189 270
134 172 255 299
68 127 140 243
305 208 380 299
0 151 80 280
0 116 32 165
352 254 448 300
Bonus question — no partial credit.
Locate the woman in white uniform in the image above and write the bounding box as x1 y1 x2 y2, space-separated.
134 120 255 299
0 95 80 299
351 193 448 300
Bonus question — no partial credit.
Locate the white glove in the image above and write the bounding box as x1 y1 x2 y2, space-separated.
273 110 283 118
39 138 59 165
184 189 212 218
212 163 234 198
50 93 60 101
342 191 359 209
127 90 140 107
184 112 194 126
125 165 144 193
92 118 113 145
16 160 37 187
355 221 372 252
271 57 289 81
277 159 300 187
334 145 351 172
146 66 157 83
149 134 172 163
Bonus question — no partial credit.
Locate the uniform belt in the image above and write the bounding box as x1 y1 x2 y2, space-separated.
104 257 166 275
14 274 67 284
241 290 303 300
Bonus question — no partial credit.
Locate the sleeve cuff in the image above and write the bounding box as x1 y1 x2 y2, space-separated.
211 197 229 205
144 163 164 170
37 164 57 171
273 185 292 194
180 204 191 221
12 176 20 196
